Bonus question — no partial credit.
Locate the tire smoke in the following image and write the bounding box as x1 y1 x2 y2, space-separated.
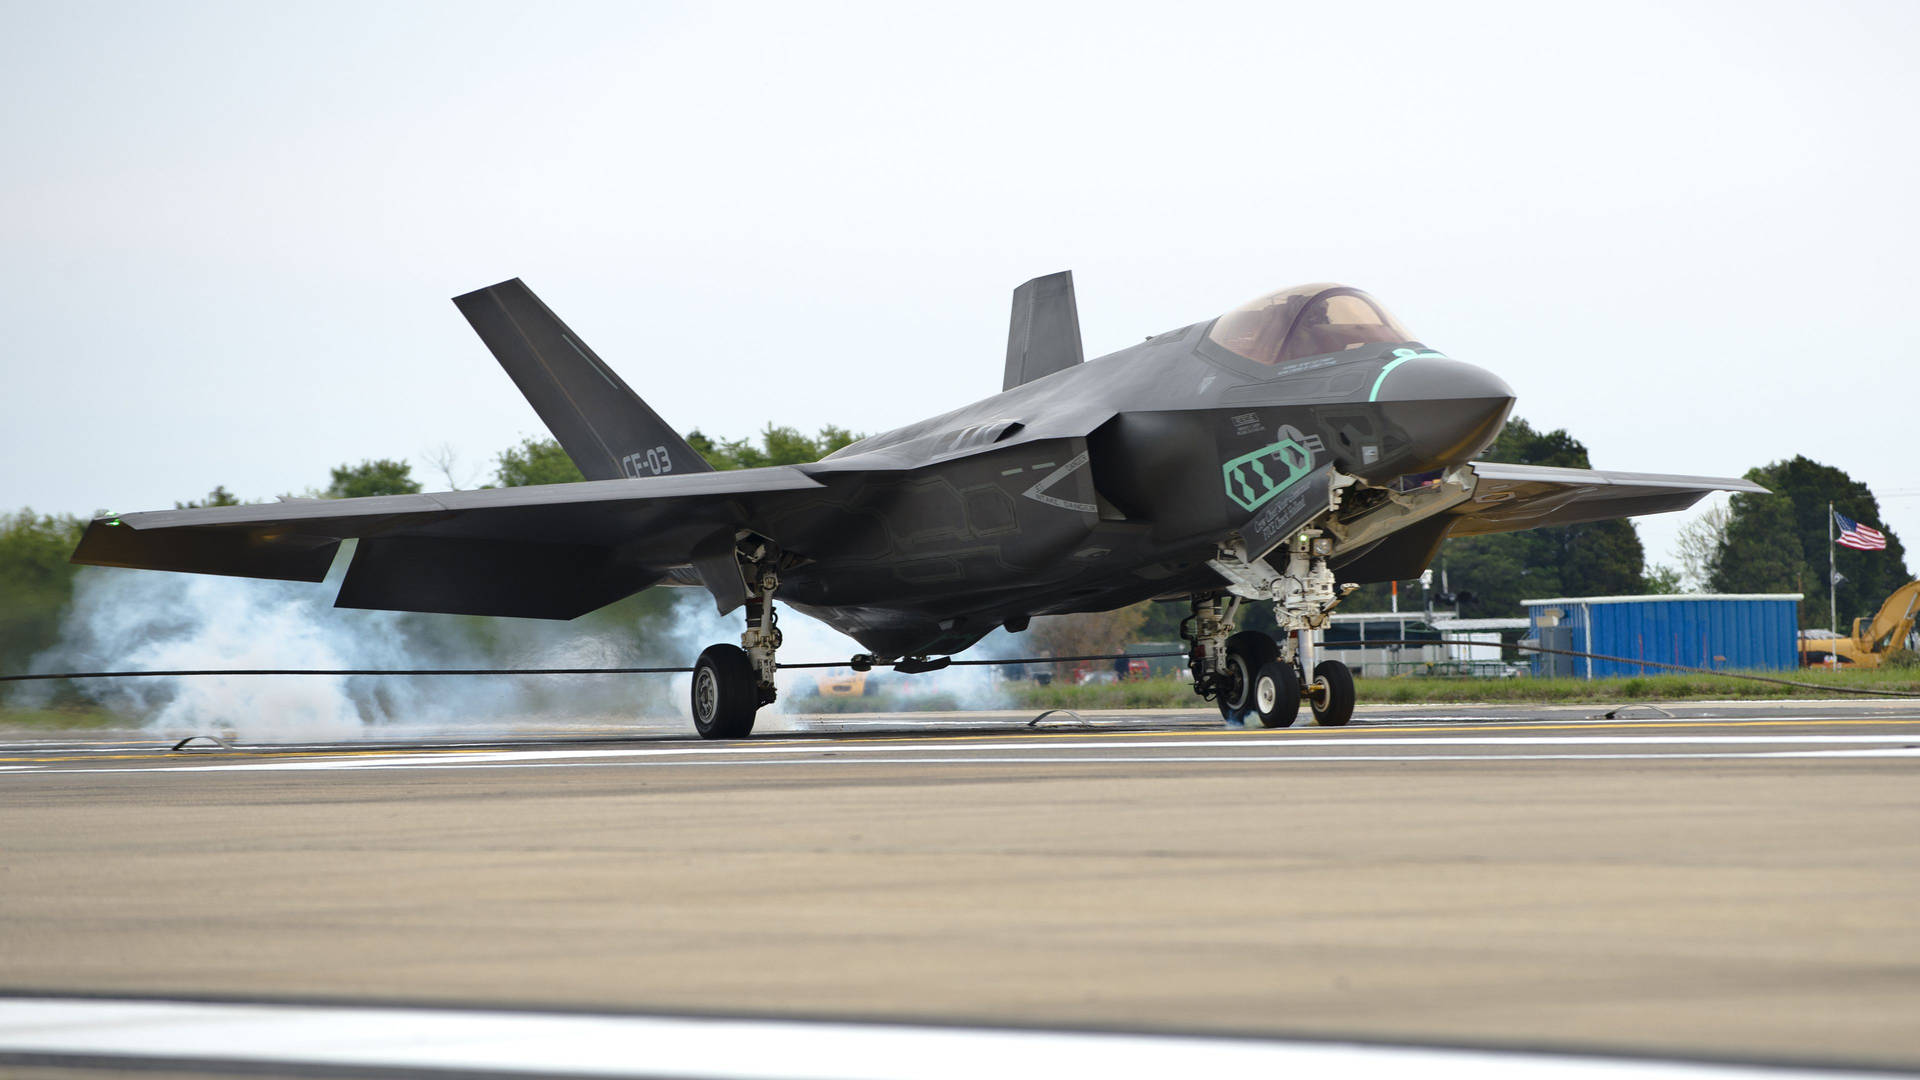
21 543 1028 739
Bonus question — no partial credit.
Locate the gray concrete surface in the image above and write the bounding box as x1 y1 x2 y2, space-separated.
3 704 1918 1070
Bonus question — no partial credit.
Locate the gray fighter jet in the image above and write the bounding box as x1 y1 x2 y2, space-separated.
72 274 1763 736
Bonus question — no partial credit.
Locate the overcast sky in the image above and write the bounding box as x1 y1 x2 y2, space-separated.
3 0 1915 578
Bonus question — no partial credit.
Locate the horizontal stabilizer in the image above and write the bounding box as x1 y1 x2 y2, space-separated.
1003 271 1084 392
454 279 712 482
72 520 339 582
336 535 662 619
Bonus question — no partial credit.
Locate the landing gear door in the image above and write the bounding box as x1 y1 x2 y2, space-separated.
1226 448 1335 561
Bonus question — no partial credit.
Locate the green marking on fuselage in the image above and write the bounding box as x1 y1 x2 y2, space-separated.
1367 349 1447 403
1222 438 1313 513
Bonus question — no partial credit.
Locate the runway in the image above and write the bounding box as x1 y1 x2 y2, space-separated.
3 701 1918 1074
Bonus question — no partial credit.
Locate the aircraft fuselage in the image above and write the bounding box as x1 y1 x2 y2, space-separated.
771 327 1514 657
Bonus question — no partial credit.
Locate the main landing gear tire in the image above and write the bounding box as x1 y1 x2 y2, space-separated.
1218 631 1279 725
1252 660 1301 728
692 643 758 740
1307 659 1356 727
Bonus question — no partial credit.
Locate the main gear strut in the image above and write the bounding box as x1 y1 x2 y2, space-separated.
690 542 784 739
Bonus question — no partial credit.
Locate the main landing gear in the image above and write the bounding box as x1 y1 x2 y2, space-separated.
690 560 782 740
1183 531 1358 728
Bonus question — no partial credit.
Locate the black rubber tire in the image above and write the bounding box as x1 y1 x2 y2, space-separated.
1308 659 1356 727
1252 659 1301 728
691 643 758 739
1217 631 1280 724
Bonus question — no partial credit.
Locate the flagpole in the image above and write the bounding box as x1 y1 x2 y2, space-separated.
1829 501 1838 669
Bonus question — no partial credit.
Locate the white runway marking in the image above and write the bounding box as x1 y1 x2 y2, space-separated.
0 997 1875 1080
300 749 1920 770
6 730 1918 775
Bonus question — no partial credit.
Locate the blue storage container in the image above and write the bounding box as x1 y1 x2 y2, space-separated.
1522 594 1801 678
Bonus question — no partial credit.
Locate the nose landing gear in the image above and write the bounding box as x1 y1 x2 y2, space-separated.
1187 530 1359 727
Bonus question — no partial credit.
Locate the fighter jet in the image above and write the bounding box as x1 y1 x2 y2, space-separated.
72 274 1763 736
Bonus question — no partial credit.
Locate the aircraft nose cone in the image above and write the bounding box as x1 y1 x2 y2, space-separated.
1371 357 1516 469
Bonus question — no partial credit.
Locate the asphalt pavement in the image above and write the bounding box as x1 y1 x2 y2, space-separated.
3 700 1917 1072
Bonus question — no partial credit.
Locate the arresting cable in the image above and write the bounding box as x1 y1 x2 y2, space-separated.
0 652 1186 683
2 645 1913 698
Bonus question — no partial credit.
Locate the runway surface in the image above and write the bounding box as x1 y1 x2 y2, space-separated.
3 700 1918 1074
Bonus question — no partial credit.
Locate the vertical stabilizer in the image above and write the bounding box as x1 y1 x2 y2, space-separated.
454 279 713 481
1003 271 1084 392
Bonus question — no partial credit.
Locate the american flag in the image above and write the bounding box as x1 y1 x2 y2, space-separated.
1835 510 1887 551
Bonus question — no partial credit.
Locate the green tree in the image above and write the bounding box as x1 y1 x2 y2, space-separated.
0 510 87 677
1135 599 1192 642
1673 502 1729 591
1709 486 1804 597
1642 564 1684 594
1028 603 1150 681
493 437 586 487
494 425 863 487
685 424 862 470
1710 456 1909 629
175 486 242 509
326 459 422 499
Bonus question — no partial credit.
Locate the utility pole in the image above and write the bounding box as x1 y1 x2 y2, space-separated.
1391 579 1401 675
1829 501 1838 670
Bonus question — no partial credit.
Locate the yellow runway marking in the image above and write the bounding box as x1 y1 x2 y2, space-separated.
770 715 1920 747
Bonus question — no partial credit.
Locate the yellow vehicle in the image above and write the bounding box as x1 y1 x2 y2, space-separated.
813 669 873 698
1800 580 1920 668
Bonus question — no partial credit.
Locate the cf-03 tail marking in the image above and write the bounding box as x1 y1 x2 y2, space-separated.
622 446 678 477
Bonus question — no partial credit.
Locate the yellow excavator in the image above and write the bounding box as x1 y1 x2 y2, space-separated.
1800 580 1920 667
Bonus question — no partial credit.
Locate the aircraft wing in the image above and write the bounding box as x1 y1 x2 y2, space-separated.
71 467 826 619
1446 463 1766 536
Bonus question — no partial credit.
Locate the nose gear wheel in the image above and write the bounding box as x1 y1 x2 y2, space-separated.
1253 660 1301 728
1216 630 1278 725
1307 659 1356 726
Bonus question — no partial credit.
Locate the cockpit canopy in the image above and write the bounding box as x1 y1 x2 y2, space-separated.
1205 284 1412 367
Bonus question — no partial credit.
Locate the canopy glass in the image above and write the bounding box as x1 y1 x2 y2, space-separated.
1206 284 1412 367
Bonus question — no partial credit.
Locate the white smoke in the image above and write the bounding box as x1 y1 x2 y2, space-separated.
24 546 1028 741
28 544 689 741
659 595 1024 727
771 625 1026 718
